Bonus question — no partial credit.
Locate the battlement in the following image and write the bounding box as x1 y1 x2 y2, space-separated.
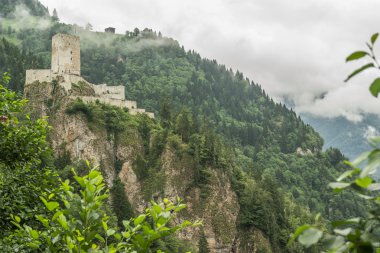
25 34 154 119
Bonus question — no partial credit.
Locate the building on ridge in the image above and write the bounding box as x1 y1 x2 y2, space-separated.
105 27 116 34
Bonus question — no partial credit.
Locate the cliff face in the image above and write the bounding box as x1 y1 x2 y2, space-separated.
24 78 271 252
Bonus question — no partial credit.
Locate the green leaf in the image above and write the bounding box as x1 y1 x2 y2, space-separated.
345 63 374 82
355 177 372 188
30 230 39 239
332 218 360 228
14 215 21 223
102 221 108 233
288 224 311 245
371 33 379 45
298 228 323 248
367 183 380 191
57 214 68 230
334 228 352 236
352 151 371 166
346 51 368 62
122 231 131 238
46 201 60 211
153 204 162 215
106 229 116 236
337 169 360 182
52 234 60 244
26 242 40 249
122 220 130 228
174 204 186 212
95 234 105 243
89 170 100 179
323 235 345 250
360 149 380 177
368 136 380 146
370 78 380 97
134 214 146 226
114 233 121 240
329 182 350 190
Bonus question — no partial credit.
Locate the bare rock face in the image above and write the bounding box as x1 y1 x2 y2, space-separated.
119 161 145 213
24 80 116 186
119 147 242 253
50 103 116 186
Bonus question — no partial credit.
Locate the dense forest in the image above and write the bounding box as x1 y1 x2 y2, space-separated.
0 0 370 252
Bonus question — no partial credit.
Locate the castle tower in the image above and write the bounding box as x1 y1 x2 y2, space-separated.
51 34 80 75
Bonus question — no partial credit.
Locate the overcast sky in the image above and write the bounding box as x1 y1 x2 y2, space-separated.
38 0 380 122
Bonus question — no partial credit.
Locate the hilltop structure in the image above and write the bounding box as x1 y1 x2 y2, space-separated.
25 33 154 118
105 27 116 34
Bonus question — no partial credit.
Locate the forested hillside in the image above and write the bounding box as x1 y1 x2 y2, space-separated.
0 0 48 17
0 1 369 252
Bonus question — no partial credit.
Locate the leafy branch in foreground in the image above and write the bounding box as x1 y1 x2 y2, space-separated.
290 33 380 252
345 33 380 98
2 165 201 253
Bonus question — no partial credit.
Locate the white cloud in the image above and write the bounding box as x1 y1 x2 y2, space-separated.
38 0 380 121
363 125 379 140
4 4 52 30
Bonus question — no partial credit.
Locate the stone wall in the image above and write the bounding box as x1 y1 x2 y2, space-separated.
75 96 154 118
77 96 135 109
51 34 80 75
129 108 145 115
124 100 137 109
93 84 125 100
25 69 52 85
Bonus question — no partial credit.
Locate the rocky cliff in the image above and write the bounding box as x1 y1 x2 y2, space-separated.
24 77 272 252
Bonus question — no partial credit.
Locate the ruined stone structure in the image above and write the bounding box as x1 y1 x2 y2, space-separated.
25 33 154 118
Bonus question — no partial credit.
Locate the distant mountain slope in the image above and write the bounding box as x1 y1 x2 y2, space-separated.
0 0 49 17
301 113 380 160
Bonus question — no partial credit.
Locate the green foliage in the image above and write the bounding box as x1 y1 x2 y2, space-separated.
54 143 72 170
114 158 123 174
65 98 94 121
0 73 56 237
111 178 134 228
344 32 380 86
0 0 49 17
3 166 200 252
198 230 210 253
369 78 380 97
0 38 44 92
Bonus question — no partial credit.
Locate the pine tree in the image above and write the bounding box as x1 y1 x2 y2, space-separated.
52 8 59 21
198 231 210 253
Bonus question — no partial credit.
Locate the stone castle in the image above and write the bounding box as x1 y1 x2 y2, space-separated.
25 33 154 118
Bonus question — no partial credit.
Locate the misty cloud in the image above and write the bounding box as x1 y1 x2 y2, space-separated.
72 28 177 54
4 4 52 30
38 0 380 122
363 125 379 140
